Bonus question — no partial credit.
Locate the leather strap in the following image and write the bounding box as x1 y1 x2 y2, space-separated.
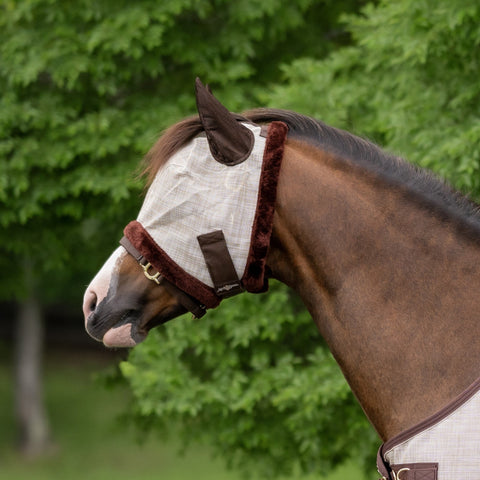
377 444 438 480
120 236 207 319
377 445 391 479
120 236 147 265
390 463 438 480
197 230 244 298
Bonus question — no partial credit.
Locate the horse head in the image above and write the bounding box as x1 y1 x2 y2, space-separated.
83 79 285 347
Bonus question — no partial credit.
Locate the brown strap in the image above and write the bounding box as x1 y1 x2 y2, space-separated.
162 280 207 319
377 445 392 479
120 236 148 265
197 230 244 298
377 443 438 480
390 463 438 480
120 236 207 319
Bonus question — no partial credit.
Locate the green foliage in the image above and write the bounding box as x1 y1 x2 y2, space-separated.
266 0 480 195
0 0 358 297
0 359 370 479
119 0 480 477
121 282 377 477
1 0 374 474
8 0 479 478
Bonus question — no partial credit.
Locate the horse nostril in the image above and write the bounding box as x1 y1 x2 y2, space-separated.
89 294 97 313
88 297 97 312
83 290 98 323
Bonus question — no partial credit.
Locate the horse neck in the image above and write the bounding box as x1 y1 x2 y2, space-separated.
268 140 480 441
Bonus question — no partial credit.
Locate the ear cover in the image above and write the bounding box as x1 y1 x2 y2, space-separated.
195 78 254 166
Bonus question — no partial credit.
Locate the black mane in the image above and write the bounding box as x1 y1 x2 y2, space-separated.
244 108 480 229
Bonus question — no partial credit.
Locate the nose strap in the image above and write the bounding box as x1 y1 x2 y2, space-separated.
120 236 207 319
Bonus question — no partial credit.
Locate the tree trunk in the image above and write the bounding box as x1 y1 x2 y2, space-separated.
14 277 51 456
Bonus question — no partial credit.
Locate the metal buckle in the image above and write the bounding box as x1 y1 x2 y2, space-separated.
393 468 410 480
142 262 162 285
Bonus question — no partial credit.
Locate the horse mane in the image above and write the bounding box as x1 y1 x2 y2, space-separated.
142 113 248 186
245 109 480 225
142 108 480 227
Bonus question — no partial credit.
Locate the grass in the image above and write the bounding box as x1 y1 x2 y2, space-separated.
0 349 370 480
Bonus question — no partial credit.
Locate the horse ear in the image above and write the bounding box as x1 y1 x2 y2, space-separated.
195 78 254 166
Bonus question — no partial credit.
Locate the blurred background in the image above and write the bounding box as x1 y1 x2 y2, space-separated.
1 0 479 478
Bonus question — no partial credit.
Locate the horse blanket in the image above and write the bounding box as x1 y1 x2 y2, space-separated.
377 377 480 479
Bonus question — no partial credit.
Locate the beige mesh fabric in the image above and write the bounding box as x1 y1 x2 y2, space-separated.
384 387 480 479
137 123 266 288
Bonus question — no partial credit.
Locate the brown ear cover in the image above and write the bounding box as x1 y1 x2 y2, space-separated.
195 78 254 166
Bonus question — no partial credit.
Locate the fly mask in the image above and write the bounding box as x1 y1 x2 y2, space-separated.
121 80 288 318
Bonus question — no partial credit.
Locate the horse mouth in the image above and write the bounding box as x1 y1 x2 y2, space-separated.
85 305 181 348
86 310 148 348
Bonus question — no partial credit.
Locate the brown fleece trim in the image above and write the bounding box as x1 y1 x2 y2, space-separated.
124 221 220 309
242 121 288 292
123 121 287 308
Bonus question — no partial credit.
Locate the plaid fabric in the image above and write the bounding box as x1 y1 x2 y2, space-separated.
383 386 480 479
137 123 266 288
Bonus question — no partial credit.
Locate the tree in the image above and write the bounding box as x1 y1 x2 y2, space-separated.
0 0 365 457
119 0 480 477
267 0 480 196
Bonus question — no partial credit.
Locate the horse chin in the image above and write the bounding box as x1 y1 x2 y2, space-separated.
102 322 147 348
84 309 148 348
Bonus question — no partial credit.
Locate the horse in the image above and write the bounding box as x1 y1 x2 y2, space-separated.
83 79 480 479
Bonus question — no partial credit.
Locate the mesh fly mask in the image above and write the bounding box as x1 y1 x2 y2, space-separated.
120 121 288 318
